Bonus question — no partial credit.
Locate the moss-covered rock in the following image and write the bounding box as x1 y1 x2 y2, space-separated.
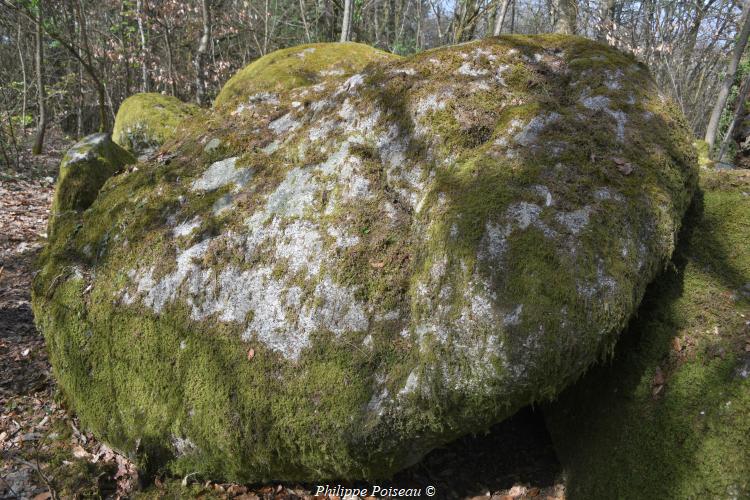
213 42 399 110
545 169 750 499
112 93 199 157
50 133 134 216
33 35 697 483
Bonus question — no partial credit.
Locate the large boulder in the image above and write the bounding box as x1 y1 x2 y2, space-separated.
33 36 697 482
112 93 199 157
545 169 750 498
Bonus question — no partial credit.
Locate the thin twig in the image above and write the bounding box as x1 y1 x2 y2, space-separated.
0 473 20 499
33 432 59 500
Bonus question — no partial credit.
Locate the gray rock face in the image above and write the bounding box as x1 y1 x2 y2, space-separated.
34 36 697 483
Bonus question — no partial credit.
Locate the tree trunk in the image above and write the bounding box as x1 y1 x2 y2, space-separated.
340 0 353 42
596 0 616 42
493 0 510 36
165 25 177 97
387 0 396 48
300 0 312 42
74 0 108 132
17 19 28 137
32 4 47 155
553 0 577 34
72 0 83 137
77 61 84 137
705 0 750 150
718 72 750 163
195 0 211 105
136 0 149 92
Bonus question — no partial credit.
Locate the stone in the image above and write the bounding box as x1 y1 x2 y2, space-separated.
34 36 697 483
112 93 200 157
213 42 398 110
49 133 134 219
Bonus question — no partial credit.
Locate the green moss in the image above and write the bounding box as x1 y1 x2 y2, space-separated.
693 139 714 169
113 93 200 155
214 42 400 110
50 133 135 220
545 170 750 499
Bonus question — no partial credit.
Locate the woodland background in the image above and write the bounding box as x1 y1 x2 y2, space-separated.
0 1 749 498
0 0 749 169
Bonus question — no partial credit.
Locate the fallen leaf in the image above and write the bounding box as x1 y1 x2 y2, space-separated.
247 348 255 361
507 485 527 496
617 162 633 175
369 261 385 269
72 444 89 459
652 367 665 398
227 484 248 495
0 431 7 443
672 337 682 352
653 367 665 386
32 492 51 500
528 487 541 497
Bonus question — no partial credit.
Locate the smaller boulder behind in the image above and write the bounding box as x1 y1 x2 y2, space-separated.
50 133 134 235
213 42 399 110
112 93 199 157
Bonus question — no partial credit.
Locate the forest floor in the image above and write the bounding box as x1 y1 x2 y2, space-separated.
1 131 565 499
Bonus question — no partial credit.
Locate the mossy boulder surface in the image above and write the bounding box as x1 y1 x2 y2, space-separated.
112 93 199 157
34 35 697 482
50 133 134 216
545 170 750 499
213 42 399 110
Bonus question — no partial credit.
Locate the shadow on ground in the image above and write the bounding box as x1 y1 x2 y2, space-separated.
382 406 561 499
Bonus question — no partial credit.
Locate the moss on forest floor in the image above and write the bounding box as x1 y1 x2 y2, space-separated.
545 169 750 499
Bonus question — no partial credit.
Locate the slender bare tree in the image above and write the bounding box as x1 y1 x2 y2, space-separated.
493 0 511 36
16 18 27 137
553 0 577 34
195 0 211 105
31 2 46 155
136 0 149 92
341 0 353 41
718 72 750 161
705 0 750 151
